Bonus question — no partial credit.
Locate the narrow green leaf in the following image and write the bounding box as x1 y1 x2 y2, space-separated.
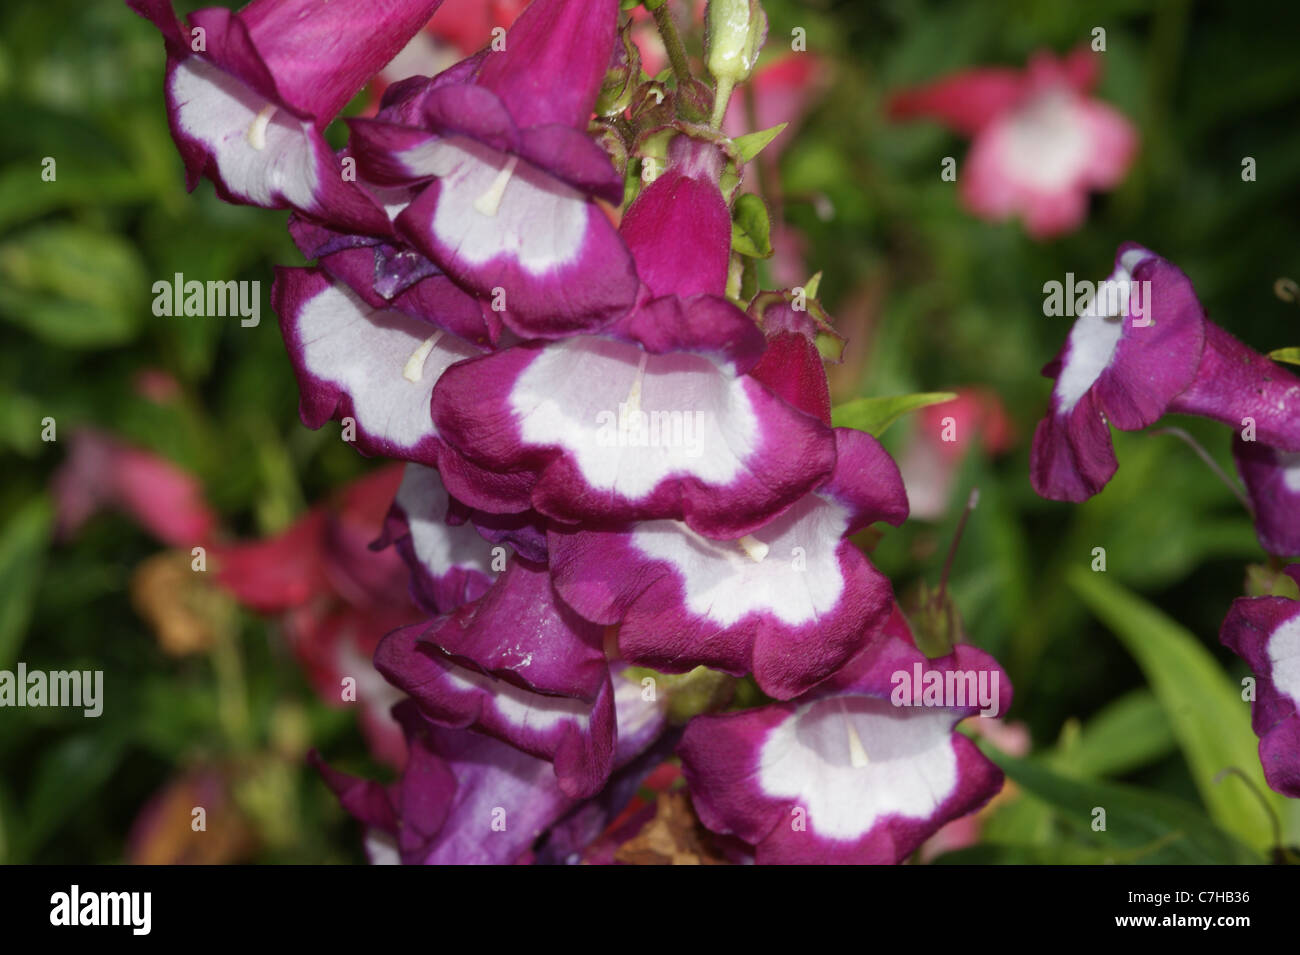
0 497 53 670
831 392 956 437
1068 568 1286 850
985 747 1262 864
732 122 787 162
1268 347 1300 366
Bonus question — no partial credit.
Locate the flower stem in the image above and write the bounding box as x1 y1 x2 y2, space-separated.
651 2 693 90
937 487 980 604
710 76 735 128
1150 426 1253 516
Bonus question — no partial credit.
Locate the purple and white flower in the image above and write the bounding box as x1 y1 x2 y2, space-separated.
273 266 483 465
1233 439 1300 558
348 0 639 337
678 611 1010 864
1220 565 1300 798
1032 242 1300 501
128 0 447 233
549 428 907 700
430 136 836 539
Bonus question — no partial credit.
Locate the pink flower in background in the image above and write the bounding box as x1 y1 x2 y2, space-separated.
52 428 216 549
214 466 420 767
889 47 1137 238
898 388 1015 520
366 0 526 112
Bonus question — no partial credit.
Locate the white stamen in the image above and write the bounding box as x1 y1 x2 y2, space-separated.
473 154 519 217
624 350 650 416
842 702 870 768
247 104 277 151
736 534 770 563
402 330 444 383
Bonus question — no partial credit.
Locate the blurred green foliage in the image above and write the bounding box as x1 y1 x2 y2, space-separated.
1 0 1298 863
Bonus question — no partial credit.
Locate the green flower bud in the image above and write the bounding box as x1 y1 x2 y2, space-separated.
705 0 768 84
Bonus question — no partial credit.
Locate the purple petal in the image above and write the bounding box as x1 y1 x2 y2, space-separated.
431 337 837 539
380 464 497 614
473 0 617 131
620 137 732 299
375 623 617 799
395 135 638 338
1233 438 1300 557
1220 594 1300 797
549 429 906 699
679 632 1009 864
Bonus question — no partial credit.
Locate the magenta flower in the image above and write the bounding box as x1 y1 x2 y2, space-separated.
1220 565 1300 798
678 608 1010 864
1233 439 1300 557
549 428 907 700
889 47 1136 238
430 135 836 539
1031 243 1300 502
374 553 618 797
127 0 448 233
313 667 669 864
347 0 639 337
272 266 485 466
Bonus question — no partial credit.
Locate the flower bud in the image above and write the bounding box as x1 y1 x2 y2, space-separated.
705 0 768 84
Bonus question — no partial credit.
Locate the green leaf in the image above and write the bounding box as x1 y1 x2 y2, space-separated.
831 392 956 437
17 732 126 862
931 842 1126 865
732 122 787 162
730 192 773 258
1068 568 1287 850
985 747 1262 864
0 224 147 347
1268 347 1300 366
0 497 53 670
1054 689 1177 779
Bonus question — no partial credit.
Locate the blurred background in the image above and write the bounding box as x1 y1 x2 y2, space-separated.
1 0 1298 863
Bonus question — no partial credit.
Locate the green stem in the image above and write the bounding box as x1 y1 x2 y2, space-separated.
710 76 735 128
650 2 693 89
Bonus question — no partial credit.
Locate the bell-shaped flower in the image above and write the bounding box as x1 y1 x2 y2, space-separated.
678 610 1010 864
127 0 447 233
273 266 485 465
549 428 907 700
374 555 617 797
1220 566 1300 797
1031 243 1300 501
888 47 1136 238
348 0 638 337
430 136 837 539
314 666 669 863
